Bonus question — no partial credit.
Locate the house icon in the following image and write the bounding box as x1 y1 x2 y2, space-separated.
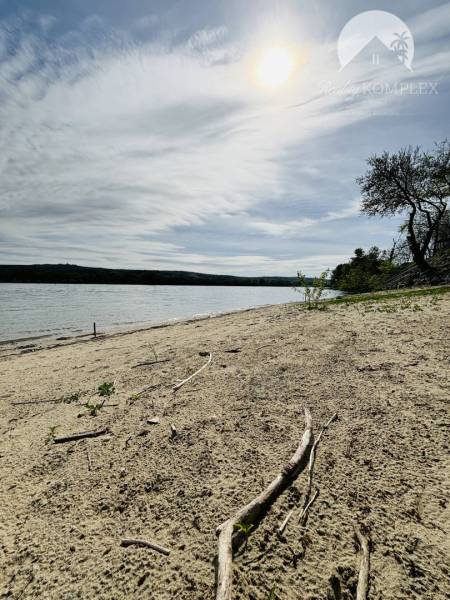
342 35 409 74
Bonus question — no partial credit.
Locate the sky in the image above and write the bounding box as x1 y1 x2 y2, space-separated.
0 0 449 275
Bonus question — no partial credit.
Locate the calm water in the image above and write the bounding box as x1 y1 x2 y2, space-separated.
0 284 342 343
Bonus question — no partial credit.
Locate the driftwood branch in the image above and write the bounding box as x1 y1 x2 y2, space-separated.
120 538 170 556
53 428 109 444
354 526 370 600
215 407 313 600
173 352 212 392
277 413 337 536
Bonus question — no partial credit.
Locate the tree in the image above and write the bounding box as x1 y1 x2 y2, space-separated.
357 142 450 272
390 32 409 65
330 247 397 293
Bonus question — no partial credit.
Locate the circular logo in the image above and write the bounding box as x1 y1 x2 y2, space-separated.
338 10 414 71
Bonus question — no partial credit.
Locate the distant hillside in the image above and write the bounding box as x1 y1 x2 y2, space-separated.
0 264 303 287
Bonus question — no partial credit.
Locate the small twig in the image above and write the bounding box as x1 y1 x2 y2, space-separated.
354 525 370 600
80 403 119 408
132 359 171 368
54 428 109 444
86 449 93 471
12 399 60 406
121 538 170 556
299 489 319 523
134 383 163 397
223 348 241 354
173 352 212 392
277 508 294 537
255 344 273 351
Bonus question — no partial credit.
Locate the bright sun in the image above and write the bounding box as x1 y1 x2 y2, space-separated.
255 46 296 88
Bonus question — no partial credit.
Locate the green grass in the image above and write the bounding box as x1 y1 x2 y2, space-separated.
325 285 450 306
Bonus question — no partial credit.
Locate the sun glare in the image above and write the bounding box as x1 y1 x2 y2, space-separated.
255 46 296 88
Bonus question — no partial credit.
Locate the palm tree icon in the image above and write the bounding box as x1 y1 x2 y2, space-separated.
390 31 409 65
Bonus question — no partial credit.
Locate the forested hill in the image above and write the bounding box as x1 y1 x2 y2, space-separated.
0 264 301 286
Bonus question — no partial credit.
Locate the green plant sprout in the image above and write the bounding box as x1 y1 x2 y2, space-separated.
267 585 277 600
234 522 253 549
98 382 115 397
46 425 58 443
85 401 102 417
63 391 81 404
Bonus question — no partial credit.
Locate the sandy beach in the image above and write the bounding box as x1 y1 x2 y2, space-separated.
1 289 449 599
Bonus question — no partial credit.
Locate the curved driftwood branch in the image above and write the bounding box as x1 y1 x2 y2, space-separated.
173 352 212 392
354 525 370 600
215 407 313 600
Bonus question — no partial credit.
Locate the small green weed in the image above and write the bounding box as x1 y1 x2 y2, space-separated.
267 585 277 600
46 425 58 443
98 382 115 397
85 401 103 416
63 391 81 404
234 522 253 549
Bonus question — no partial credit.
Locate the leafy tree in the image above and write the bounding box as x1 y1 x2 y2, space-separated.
357 142 450 272
330 247 397 293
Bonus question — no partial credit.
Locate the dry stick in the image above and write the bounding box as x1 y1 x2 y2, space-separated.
121 538 170 556
80 402 119 408
173 352 212 392
12 399 60 406
298 489 319 523
132 359 171 368
86 449 93 471
215 407 313 600
303 413 338 508
277 412 337 537
53 428 109 444
354 526 370 600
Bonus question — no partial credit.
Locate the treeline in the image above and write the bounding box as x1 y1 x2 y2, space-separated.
330 247 399 292
0 264 301 287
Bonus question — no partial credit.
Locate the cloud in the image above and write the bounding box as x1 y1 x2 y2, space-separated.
0 3 449 274
251 199 361 237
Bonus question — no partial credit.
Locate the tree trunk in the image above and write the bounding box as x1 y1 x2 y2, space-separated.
406 207 432 272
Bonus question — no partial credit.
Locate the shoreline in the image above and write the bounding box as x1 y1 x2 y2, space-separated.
0 300 302 351
1 288 448 599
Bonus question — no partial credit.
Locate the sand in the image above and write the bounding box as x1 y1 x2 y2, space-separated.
0 292 449 599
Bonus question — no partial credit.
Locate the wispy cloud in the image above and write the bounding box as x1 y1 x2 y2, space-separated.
0 3 449 274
